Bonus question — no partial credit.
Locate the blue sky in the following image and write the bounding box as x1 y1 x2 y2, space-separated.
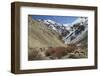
31 15 79 25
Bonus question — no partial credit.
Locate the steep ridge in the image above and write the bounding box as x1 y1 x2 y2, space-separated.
28 16 66 49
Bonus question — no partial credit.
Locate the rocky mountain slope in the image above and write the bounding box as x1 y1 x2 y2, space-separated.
28 16 66 49
28 16 88 60
38 17 88 45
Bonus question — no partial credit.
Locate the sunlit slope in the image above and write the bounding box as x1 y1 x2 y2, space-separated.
28 16 66 48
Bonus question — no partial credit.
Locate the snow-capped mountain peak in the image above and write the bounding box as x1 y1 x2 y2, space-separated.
63 24 71 30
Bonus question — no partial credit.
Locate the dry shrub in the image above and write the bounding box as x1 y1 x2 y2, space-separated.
28 44 87 60
28 48 39 60
66 44 77 53
28 48 49 60
66 47 87 58
45 47 68 59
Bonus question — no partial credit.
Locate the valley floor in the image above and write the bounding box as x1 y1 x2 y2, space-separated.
28 44 88 60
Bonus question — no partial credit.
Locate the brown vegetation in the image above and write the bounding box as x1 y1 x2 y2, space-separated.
28 43 87 60
45 47 68 59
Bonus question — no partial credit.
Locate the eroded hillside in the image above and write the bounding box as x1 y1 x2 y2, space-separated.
28 16 88 60
28 16 66 48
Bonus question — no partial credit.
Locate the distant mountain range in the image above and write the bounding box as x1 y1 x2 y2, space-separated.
36 17 88 44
